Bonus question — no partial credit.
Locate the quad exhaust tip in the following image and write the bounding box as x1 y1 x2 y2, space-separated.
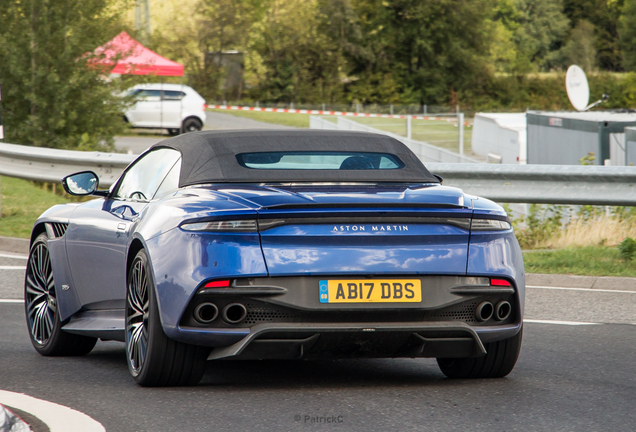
223 303 247 324
475 302 494 322
495 301 511 321
194 302 219 323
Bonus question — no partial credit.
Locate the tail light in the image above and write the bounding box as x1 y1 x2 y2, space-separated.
181 220 257 232
204 280 230 288
490 278 511 286
471 219 511 231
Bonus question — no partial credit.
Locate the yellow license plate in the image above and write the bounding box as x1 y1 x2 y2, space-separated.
319 279 421 303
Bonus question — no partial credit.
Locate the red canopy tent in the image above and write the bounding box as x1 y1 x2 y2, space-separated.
92 31 184 76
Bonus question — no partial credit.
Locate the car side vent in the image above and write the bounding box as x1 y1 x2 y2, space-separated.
45 222 69 239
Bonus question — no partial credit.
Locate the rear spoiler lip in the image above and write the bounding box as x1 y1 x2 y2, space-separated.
256 215 474 231
260 202 467 210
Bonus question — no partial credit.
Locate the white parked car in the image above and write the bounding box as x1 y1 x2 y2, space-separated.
124 84 207 135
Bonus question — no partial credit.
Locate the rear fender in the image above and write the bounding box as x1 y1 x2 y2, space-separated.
143 226 268 339
467 230 525 317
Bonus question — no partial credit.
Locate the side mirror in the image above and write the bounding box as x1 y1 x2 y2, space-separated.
62 171 99 196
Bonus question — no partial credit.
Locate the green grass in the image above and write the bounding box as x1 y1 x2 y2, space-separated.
0 176 74 239
523 246 636 277
207 109 474 156
208 108 312 128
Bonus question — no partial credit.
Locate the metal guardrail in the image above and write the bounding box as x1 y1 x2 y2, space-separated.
1 142 636 206
0 142 135 187
428 163 636 206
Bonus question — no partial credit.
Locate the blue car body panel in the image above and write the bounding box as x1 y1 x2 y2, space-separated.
33 181 524 349
144 227 268 337
258 218 470 276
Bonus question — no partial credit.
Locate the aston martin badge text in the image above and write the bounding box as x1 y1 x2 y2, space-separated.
331 225 409 232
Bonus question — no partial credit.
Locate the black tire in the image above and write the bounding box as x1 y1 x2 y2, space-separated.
125 249 208 386
181 118 202 134
167 128 180 136
24 233 97 356
437 326 523 379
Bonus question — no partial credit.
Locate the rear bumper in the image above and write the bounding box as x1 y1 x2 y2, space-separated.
169 321 521 361
165 274 524 359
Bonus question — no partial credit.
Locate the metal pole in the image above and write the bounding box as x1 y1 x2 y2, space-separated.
458 112 464 156
390 104 393 115
0 83 3 141
424 104 427 115
406 115 412 140
160 77 164 129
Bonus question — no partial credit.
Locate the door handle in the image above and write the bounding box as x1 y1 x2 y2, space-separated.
117 223 127 231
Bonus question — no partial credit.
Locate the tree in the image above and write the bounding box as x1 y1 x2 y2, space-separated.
559 20 598 71
565 0 625 71
508 0 570 73
620 0 636 70
0 0 129 150
489 0 522 74
348 0 495 105
248 0 341 103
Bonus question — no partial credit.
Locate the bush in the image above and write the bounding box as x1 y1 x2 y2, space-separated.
619 237 636 260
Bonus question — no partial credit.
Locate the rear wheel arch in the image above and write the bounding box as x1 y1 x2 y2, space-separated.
126 238 163 326
127 239 146 281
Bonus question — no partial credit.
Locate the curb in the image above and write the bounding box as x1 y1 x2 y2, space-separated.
526 273 636 290
0 236 29 255
0 391 105 432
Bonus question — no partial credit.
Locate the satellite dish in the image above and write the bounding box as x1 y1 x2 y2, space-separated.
566 65 590 111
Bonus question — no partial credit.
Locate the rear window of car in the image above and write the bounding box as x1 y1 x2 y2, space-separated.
236 151 405 170
134 89 161 101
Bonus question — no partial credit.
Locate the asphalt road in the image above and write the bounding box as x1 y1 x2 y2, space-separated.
1 251 635 431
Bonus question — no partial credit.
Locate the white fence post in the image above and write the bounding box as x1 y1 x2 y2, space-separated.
406 115 412 140
458 112 464 156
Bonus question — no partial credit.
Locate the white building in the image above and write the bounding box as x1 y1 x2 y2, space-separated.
471 113 527 164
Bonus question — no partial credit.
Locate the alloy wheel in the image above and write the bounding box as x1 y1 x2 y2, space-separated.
25 242 56 345
126 257 150 376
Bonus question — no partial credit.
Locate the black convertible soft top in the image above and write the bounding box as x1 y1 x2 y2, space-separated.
150 130 440 186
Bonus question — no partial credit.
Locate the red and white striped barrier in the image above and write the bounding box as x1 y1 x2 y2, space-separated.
210 104 463 122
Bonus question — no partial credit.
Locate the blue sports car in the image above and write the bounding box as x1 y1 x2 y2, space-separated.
25 130 524 386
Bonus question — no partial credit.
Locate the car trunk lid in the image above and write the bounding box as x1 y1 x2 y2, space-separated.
230 184 472 276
